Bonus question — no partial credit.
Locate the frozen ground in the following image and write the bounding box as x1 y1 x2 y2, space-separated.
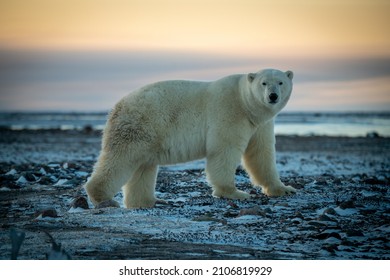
0 129 389 259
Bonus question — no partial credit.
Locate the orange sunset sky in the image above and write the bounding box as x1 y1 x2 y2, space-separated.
0 0 389 111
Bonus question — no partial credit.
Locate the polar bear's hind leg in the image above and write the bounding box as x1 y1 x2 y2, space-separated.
84 151 136 207
123 165 158 208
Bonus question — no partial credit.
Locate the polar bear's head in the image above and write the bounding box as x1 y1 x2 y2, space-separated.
247 69 293 112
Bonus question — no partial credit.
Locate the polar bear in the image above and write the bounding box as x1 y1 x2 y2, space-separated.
85 69 296 208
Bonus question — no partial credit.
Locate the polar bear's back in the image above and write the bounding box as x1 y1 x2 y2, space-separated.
105 80 213 164
125 80 209 115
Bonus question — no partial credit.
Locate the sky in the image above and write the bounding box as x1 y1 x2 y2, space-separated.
0 0 389 112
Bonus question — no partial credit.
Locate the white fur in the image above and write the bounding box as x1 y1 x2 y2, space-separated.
85 69 296 208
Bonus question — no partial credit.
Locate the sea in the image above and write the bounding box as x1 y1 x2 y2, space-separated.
0 112 389 137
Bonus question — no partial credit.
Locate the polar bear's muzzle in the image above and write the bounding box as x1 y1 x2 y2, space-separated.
268 92 279 104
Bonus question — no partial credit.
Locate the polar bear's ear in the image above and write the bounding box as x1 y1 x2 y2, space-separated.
247 73 256 82
285 71 294 80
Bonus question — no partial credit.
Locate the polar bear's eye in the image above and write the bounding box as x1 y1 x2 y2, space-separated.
262 82 267 86
279 82 283 85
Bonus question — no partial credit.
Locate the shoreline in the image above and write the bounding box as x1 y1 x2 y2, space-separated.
0 128 389 260
0 128 388 163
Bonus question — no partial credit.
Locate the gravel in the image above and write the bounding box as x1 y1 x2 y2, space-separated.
0 129 389 260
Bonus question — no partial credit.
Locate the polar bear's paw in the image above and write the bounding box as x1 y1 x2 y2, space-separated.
213 189 251 200
262 184 297 197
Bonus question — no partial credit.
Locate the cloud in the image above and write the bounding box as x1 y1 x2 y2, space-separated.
288 76 390 111
0 49 389 111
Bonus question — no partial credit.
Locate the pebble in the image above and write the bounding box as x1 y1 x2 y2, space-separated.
71 196 89 210
315 177 328 186
312 232 342 240
1 148 389 260
339 200 355 209
346 229 364 237
294 211 305 219
363 177 385 185
366 131 380 138
307 221 327 228
239 206 266 217
323 207 337 215
35 209 58 218
318 214 337 222
193 214 226 224
290 217 301 224
325 237 342 245
39 176 55 185
96 200 120 209
16 176 28 184
54 179 68 186
23 172 36 182
39 167 47 175
6 169 18 176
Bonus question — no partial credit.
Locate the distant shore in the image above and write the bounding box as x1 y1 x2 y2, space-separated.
1 111 389 137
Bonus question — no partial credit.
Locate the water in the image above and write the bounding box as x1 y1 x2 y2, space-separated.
275 112 390 137
0 112 389 137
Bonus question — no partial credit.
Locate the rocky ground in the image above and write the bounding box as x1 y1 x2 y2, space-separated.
0 129 389 259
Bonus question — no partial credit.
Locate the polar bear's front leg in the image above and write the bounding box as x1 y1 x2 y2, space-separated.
243 122 296 197
206 148 251 200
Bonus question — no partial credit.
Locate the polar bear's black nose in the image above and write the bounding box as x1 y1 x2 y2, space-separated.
269 93 278 102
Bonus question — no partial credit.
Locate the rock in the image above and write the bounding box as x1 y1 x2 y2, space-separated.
224 210 239 218
39 167 47 175
307 221 327 228
193 214 226 224
39 176 55 185
366 131 380 138
24 172 36 182
323 208 337 216
41 165 54 174
249 189 258 195
362 177 385 185
294 211 305 219
325 236 342 244
239 206 266 217
322 244 339 253
83 125 93 134
275 202 289 207
333 177 342 184
315 177 328 186
339 200 355 209
227 201 239 209
16 176 28 184
71 196 89 210
35 209 58 218
346 229 364 237
6 169 18 176
312 232 342 240
290 218 302 224
318 214 337 222
1 181 20 190
42 209 58 218
96 199 120 209
10 228 25 260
